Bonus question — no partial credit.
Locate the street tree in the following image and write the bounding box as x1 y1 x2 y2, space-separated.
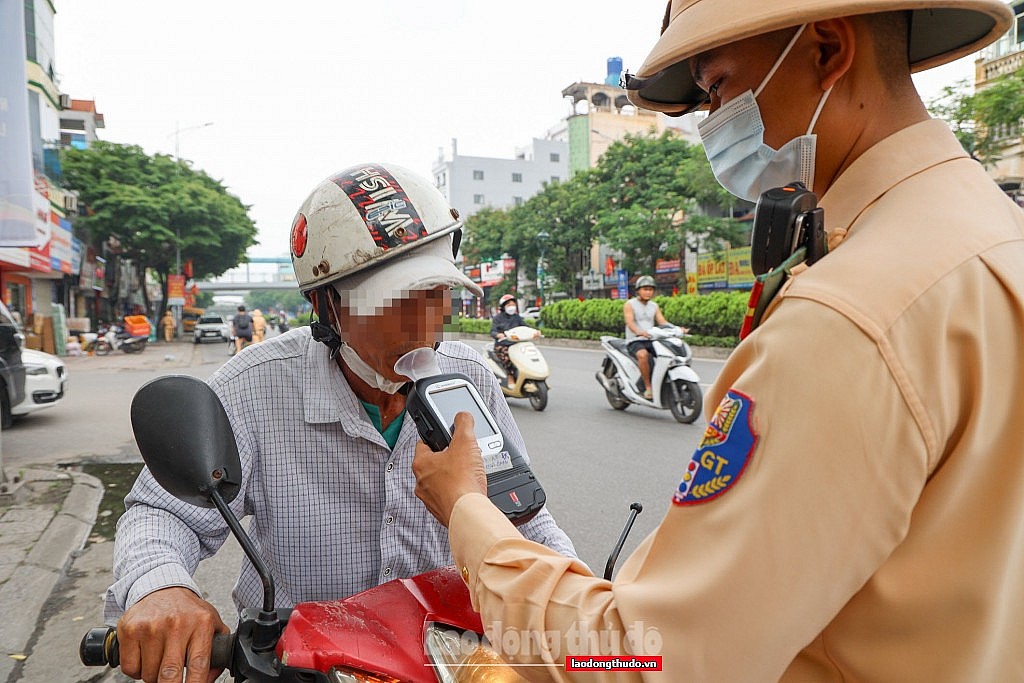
588 131 743 284
60 141 257 315
928 66 1024 167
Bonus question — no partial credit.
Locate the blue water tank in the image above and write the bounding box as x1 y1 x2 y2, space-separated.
606 57 623 86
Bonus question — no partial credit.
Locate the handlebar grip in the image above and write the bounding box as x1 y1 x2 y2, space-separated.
80 627 235 671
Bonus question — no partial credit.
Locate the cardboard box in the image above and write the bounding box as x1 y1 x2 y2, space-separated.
23 332 42 351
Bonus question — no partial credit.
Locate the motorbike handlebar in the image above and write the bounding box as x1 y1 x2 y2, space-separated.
80 627 234 671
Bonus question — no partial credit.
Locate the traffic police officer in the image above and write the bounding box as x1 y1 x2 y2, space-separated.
413 0 1024 680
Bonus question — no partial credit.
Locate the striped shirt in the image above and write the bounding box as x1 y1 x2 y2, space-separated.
104 328 575 622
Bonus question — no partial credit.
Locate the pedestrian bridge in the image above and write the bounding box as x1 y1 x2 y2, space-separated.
194 256 297 292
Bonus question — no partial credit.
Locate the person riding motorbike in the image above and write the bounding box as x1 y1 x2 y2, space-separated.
413 1 1024 680
105 163 576 683
623 275 682 400
489 294 525 386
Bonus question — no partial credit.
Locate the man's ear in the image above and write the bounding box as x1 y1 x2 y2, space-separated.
808 18 856 91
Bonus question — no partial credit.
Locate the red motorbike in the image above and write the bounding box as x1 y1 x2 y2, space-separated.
80 375 640 682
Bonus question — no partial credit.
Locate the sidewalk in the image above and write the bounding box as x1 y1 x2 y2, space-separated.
0 338 202 682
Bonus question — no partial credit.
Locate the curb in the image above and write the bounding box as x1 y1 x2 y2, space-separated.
0 470 103 678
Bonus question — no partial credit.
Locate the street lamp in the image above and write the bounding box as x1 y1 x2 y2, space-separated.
172 121 215 161
537 230 550 307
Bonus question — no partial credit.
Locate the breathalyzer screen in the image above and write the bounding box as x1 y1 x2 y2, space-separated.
429 385 497 439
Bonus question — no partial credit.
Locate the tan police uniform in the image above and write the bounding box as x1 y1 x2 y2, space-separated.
446 118 1024 681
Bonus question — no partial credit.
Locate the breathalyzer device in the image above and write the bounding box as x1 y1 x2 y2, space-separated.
397 348 546 525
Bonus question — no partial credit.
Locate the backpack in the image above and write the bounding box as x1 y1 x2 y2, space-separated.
235 314 252 333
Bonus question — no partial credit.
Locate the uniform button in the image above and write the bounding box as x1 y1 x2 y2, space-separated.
461 566 470 584
386 462 394 472
385 515 394 525
383 566 392 577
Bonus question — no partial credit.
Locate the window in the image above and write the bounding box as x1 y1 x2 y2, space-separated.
513 196 523 206
551 176 560 183
474 194 485 204
549 153 560 163
512 172 523 183
473 170 485 180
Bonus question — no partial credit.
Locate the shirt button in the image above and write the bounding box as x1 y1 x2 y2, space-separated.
386 462 394 472
461 566 470 584
385 515 394 525
383 566 392 577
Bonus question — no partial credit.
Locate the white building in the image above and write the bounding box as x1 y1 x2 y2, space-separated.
432 137 569 218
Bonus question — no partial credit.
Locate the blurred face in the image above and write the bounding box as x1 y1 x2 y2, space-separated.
637 286 655 301
331 286 452 382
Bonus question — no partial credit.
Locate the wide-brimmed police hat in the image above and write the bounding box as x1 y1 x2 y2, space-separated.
625 0 1013 116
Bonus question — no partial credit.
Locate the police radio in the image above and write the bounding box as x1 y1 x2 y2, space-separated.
750 182 826 275
397 349 546 525
740 183 829 339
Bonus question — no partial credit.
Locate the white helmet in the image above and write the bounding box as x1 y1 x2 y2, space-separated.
290 163 467 297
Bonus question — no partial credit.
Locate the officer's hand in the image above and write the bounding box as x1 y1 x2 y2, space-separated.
413 412 488 527
116 586 228 683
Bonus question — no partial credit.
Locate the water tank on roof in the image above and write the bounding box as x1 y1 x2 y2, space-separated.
606 57 623 86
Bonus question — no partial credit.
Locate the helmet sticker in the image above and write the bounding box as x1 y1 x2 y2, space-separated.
673 390 758 506
332 165 430 250
291 213 308 258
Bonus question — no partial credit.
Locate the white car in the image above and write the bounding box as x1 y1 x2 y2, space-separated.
193 314 231 344
522 306 542 322
13 348 66 417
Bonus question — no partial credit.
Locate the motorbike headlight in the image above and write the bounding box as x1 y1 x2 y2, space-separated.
327 667 401 682
425 623 527 683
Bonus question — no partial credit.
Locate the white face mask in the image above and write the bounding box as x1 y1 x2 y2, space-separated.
325 294 407 394
337 343 407 394
697 24 832 202
504 305 517 315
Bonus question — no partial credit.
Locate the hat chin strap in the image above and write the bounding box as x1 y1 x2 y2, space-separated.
310 288 343 358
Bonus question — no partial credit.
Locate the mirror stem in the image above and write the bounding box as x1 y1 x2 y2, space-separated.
210 488 277 614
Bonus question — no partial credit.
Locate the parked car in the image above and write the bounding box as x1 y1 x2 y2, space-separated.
193 314 230 344
0 301 26 429
522 306 543 322
13 348 66 419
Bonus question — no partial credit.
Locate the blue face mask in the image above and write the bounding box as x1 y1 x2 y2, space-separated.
697 25 832 202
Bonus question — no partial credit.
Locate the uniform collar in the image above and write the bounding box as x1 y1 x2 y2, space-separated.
820 119 969 248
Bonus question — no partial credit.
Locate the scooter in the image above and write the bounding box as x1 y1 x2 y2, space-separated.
93 323 148 355
595 324 702 424
80 375 643 682
481 325 550 411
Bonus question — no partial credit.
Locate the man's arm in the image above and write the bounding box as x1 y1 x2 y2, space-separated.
417 304 928 680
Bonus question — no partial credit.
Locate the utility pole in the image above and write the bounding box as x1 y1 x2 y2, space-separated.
168 121 213 338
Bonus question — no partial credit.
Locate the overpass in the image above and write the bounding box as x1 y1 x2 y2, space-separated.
193 256 297 292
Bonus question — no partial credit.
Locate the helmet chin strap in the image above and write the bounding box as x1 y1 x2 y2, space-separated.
310 288 343 358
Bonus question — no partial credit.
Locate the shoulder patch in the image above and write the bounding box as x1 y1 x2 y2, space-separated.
673 390 758 506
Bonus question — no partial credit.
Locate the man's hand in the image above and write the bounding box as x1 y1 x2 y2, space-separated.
496 332 506 340
413 412 488 527
116 586 229 683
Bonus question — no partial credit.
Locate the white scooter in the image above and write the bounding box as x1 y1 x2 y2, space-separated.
595 324 702 423
481 325 551 411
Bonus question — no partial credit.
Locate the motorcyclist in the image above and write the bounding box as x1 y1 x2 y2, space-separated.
489 293 525 386
106 163 576 683
413 1 1024 680
623 275 676 400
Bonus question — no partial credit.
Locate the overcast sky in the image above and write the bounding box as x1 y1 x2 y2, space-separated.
53 1 976 258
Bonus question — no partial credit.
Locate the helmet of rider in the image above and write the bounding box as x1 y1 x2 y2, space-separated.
290 162 483 316
498 294 517 309
635 275 657 290
624 0 1012 116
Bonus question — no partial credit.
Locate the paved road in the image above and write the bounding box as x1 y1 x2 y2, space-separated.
10 333 725 681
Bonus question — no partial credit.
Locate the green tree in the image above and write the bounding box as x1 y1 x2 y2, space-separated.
588 131 743 283
928 67 1024 166
61 141 257 314
246 289 307 315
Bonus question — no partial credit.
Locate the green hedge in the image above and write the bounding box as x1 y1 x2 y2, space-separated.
456 292 747 348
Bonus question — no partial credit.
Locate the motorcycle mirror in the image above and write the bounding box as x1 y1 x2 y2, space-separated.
130 375 241 508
